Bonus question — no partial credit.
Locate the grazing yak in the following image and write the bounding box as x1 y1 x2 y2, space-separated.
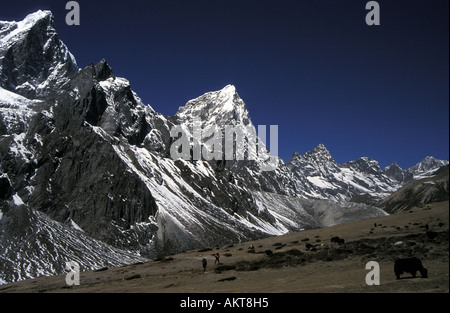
394 257 428 279
330 236 345 245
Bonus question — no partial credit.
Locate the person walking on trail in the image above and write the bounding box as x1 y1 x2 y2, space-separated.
215 251 220 265
202 257 207 272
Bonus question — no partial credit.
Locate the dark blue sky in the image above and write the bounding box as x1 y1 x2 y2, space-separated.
2 0 449 168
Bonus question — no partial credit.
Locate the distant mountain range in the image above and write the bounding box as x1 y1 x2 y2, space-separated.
0 11 448 284
288 146 447 203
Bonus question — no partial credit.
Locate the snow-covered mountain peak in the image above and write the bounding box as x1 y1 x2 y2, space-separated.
408 156 449 179
220 84 236 96
0 10 55 50
287 144 339 179
341 157 382 176
176 84 251 127
19 10 53 27
0 10 78 99
94 59 115 81
289 144 333 162
207 84 240 113
312 144 332 157
289 151 301 160
411 156 445 170
385 161 400 170
303 144 335 164
383 161 413 184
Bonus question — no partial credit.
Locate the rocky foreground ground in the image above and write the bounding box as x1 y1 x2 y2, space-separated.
1 201 448 293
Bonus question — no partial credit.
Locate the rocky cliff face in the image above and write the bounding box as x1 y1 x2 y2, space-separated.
0 10 78 99
383 162 414 184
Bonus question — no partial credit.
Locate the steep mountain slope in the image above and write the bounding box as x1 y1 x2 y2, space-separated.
0 187 147 285
378 165 449 214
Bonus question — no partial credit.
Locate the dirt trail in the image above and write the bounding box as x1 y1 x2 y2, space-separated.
1 201 448 293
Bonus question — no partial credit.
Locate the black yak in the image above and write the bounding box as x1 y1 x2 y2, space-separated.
331 236 345 245
394 257 428 279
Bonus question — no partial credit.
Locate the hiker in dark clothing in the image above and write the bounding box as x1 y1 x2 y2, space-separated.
215 252 220 265
202 258 207 272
